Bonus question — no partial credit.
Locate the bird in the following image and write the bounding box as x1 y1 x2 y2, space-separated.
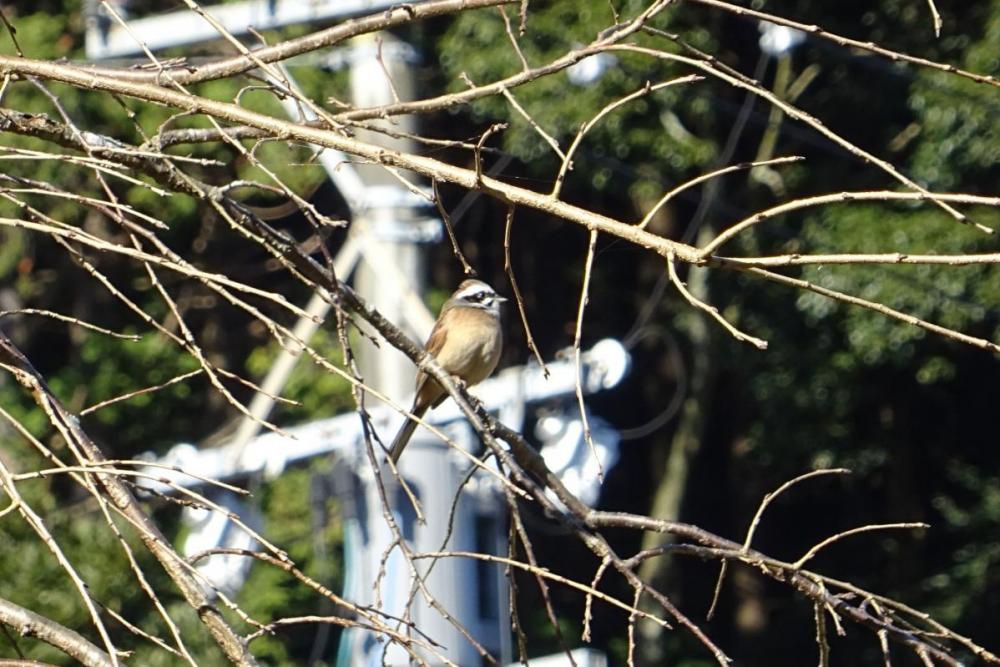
387 278 506 463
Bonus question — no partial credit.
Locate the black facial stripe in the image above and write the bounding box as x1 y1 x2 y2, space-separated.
466 291 490 303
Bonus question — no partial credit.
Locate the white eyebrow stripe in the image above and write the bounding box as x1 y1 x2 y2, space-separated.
455 282 493 300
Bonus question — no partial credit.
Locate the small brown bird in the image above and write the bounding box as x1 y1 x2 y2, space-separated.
387 279 506 463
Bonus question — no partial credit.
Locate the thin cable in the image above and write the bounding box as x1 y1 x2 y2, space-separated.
618 326 688 440
682 51 769 245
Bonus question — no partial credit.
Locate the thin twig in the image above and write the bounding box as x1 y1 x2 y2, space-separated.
638 156 804 229
687 0 988 85
743 266 1000 353
0 6 23 57
573 230 603 481
794 523 929 569
667 252 768 349
745 469 851 551
612 44 982 229
924 0 943 36
0 459 120 664
552 75 702 199
0 309 141 340
815 602 831 667
703 190 1000 256
499 86 565 160
627 585 642 667
413 551 672 627
503 204 548 374
498 6 530 70
432 179 476 276
79 369 204 415
581 556 611 642
474 122 508 186
716 252 1000 268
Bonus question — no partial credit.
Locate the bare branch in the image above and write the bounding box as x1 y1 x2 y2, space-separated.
667 252 768 349
637 156 804 230
687 0 994 87
0 3 995 664
573 230 603 478
612 45 985 229
0 333 259 666
0 597 112 667
83 0 519 85
502 204 548 374
704 191 1000 255
793 523 930 569
552 75 702 199
741 266 1000 353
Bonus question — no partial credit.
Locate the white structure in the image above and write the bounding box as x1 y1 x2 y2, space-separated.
141 339 628 665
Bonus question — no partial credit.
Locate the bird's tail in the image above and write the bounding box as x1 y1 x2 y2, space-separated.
387 406 426 463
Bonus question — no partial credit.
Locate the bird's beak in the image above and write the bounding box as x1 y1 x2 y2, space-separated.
497 296 509 303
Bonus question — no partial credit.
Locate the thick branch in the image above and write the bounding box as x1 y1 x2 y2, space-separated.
0 597 112 667
334 0 676 122
0 57 702 263
79 0 516 85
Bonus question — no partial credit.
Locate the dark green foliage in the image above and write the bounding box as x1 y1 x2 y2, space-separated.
0 6 350 665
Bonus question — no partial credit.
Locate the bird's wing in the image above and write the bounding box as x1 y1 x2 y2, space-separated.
424 313 449 356
414 317 449 408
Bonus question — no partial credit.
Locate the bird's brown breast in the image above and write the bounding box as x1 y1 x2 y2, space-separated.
434 307 502 384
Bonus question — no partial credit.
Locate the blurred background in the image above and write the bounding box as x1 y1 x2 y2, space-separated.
0 0 998 664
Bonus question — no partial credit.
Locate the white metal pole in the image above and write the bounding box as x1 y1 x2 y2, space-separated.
349 32 426 405
345 31 508 666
